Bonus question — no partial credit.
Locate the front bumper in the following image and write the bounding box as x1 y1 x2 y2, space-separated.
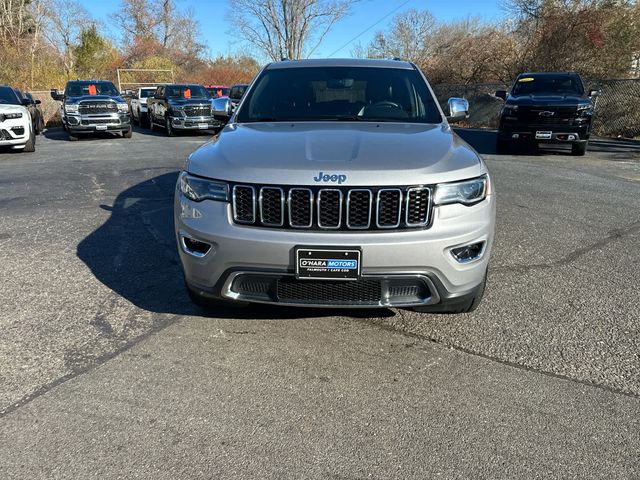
498 120 591 143
175 190 496 308
66 113 131 133
170 116 221 130
0 118 29 146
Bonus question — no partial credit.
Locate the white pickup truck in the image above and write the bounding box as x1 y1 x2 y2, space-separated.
130 87 157 128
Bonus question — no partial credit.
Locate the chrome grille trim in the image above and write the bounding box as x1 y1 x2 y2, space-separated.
288 188 314 228
405 187 431 227
259 187 285 227
376 188 402 229
232 185 256 224
346 189 373 229
317 189 343 229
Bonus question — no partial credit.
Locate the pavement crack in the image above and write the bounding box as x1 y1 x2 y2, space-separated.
356 317 640 400
494 220 640 274
0 313 183 419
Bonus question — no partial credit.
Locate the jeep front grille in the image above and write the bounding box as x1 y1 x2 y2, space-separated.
232 184 432 231
78 101 117 114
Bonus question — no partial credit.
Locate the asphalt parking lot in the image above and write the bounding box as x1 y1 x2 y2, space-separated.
0 126 639 478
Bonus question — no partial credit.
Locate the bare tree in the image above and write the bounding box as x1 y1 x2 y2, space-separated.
39 0 91 76
229 0 356 61
365 9 436 61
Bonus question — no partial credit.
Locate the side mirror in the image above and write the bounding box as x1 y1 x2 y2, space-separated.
21 98 31 106
446 97 469 123
212 97 233 118
35 99 42 105
589 89 601 97
51 89 64 101
495 90 507 100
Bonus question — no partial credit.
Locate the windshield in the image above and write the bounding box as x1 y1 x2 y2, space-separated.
0 87 20 105
140 89 155 98
166 85 208 99
65 81 119 97
206 87 230 98
512 75 584 96
236 67 442 123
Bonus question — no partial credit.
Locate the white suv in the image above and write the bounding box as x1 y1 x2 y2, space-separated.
0 85 35 152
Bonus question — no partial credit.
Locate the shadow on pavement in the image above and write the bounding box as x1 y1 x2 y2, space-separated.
455 127 640 157
77 172 394 320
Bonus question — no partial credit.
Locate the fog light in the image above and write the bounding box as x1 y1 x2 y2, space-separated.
180 234 212 257
451 241 485 263
568 134 576 141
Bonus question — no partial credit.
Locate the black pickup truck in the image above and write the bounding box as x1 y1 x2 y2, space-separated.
51 80 132 141
495 72 599 156
146 84 220 136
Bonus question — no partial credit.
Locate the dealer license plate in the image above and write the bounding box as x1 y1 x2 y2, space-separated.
95 125 108 131
295 247 361 281
198 123 208 129
535 130 552 139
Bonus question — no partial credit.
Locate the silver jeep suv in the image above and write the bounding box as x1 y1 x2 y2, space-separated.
175 59 495 313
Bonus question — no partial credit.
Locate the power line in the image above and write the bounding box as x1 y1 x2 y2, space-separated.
327 0 413 57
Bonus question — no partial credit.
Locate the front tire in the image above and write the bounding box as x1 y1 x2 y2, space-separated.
496 138 509 154
571 142 587 156
165 116 176 137
23 130 36 152
123 127 132 138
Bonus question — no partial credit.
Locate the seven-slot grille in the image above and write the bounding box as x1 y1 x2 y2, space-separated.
184 105 212 117
78 101 117 114
232 185 432 231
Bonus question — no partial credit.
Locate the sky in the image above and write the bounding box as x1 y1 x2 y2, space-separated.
85 0 504 59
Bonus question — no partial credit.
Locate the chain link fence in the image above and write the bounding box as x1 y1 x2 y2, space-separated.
432 79 640 138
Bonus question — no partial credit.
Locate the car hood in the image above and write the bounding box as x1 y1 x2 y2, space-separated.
507 94 590 107
168 98 211 106
0 104 27 114
187 122 485 186
66 95 125 104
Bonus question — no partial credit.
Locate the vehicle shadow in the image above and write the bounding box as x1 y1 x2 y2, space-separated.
44 127 127 142
77 172 395 320
131 123 220 137
454 127 640 157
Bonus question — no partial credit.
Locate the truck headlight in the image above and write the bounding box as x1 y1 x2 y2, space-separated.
65 104 79 114
434 175 488 206
179 172 229 202
577 104 593 116
117 103 129 113
4 112 22 119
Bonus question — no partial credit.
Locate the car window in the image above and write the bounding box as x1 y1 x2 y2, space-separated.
512 75 584 96
65 81 119 97
229 85 247 100
165 85 208 99
0 86 21 105
237 67 442 124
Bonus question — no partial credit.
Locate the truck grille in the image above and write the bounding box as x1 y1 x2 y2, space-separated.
232 184 432 231
78 101 117 114
184 105 211 117
517 106 578 126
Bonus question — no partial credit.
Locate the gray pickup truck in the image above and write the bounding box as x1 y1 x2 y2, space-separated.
51 80 131 141
177 59 495 314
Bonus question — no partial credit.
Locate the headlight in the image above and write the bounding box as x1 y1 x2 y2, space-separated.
179 172 229 202
577 104 593 116
4 112 22 119
65 104 78 114
501 105 518 116
434 175 488 206
117 103 129 113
